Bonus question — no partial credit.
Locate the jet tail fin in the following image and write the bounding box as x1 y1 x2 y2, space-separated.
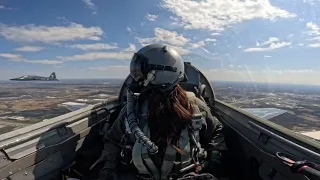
49 72 56 79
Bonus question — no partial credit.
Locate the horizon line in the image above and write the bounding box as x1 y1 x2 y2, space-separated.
1 78 320 87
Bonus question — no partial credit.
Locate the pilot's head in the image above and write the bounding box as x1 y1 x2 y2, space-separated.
130 44 185 93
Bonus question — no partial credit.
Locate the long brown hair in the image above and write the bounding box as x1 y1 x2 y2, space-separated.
147 84 194 148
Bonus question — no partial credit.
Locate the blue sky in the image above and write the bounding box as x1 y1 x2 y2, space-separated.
1 0 320 85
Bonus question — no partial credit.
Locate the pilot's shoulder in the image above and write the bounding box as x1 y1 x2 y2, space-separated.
109 104 127 127
120 103 127 112
185 91 210 113
185 91 200 104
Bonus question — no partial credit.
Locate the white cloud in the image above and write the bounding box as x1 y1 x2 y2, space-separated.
206 69 316 74
282 70 314 73
264 55 272 58
260 37 280 46
238 45 243 49
126 27 132 33
244 42 291 52
308 43 320 47
62 52 132 61
303 0 319 5
0 5 13 10
61 44 136 61
123 43 136 53
161 0 296 31
189 41 205 49
82 0 97 14
145 13 158 21
306 22 320 35
57 16 70 23
136 27 189 46
305 22 320 47
89 65 128 71
211 32 221 36
244 37 290 52
205 38 216 42
136 28 191 55
140 43 190 56
202 69 320 85
69 43 118 51
169 45 190 55
25 60 63 65
170 16 180 26
0 23 103 43
15 46 44 52
309 37 320 41
0 53 23 60
0 53 62 64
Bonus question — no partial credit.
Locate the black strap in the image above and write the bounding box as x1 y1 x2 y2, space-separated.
147 64 177 72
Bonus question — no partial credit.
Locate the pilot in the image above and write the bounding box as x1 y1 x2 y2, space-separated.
94 44 227 180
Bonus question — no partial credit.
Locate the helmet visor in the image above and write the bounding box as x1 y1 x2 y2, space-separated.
130 53 148 82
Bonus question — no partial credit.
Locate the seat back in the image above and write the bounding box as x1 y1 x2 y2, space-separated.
119 62 214 105
179 62 206 98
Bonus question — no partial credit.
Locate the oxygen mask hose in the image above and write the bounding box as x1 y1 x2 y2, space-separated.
127 89 158 154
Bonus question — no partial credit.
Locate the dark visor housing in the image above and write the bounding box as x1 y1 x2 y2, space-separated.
130 53 178 82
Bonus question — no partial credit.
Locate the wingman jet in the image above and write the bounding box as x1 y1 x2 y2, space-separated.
10 72 58 81
0 62 319 180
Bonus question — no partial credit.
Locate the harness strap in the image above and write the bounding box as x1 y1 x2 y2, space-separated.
142 146 161 179
142 123 160 179
189 104 204 149
131 92 208 179
179 128 190 162
161 128 190 178
134 122 191 180
141 122 179 180
132 124 152 175
141 123 160 178
160 145 177 179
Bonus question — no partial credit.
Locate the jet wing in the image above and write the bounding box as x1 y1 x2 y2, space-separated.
241 108 287 120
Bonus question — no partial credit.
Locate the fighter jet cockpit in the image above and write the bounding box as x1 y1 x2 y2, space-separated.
0 0 319 180
20 76 28 79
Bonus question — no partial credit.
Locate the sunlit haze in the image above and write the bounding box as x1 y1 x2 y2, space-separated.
1 0 320 85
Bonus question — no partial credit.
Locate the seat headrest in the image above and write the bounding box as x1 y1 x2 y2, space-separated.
179 82 199 96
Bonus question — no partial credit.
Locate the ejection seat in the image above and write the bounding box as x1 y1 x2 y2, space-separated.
179 62 206 99
118 61 213 104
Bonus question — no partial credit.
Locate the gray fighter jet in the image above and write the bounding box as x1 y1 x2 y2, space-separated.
10 72 58 81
